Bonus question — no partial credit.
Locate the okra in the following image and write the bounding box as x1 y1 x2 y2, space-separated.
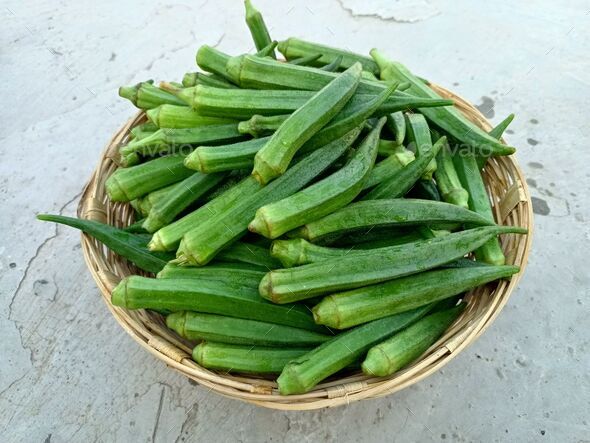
166 312 330 346
321 55 343 72
278 37 379 74
129 122 158 140
363 136 445 200
175 128 361 265
277 304 434 395
149 175 263 251
156 262 265 288
176 84 450 121
112 276 323 332
119 81 187 109
252 64 362 184
216 241 281 269
244 0 275 57
142 172 226 233
453 152 506 265
271 235 426 267
256 40 278 58
370 49 515 156
106 154 193 202
296 199 493 243
362 305 464 376
377 139 399 156
477 113 516 169
249 118 385 238
432 135 469 208
37 214 173 273
120 124 243 158
146 105 236 129
362 145 415 190
196 45 235 83
313 265 518 329
185 137 270 173
405 113 437 180
238 114 289 137
134 183 177 217
386 111 406 146
193 342 310 374
259 225 527 303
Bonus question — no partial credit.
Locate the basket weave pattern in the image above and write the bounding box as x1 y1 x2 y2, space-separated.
77 85 533 410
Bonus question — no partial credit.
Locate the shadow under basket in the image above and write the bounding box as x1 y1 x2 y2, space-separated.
77 84 533 410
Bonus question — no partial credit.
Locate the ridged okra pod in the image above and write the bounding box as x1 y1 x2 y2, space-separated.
370 49 515 156
112 275 323 332
106 155 193 202
175 128 362 265
249 118 385 239
259 225 527 303
142 172 226 233
244 0 275 57
166 312 330 346
434 136 469 208
386 111 406 146
252 63 362 184
147 105 236 129
277 305 434 395
119 81 187 109
277 37 379 74
313 265 519 329
405 113 437 180
362 145 415 190
216 241 281 269
182 72 238 89
295 199 494 243
362 305 464 376
156 262 265 288
196 45 235 83
193 342 310 374
477 113 516 168
185 137 270 173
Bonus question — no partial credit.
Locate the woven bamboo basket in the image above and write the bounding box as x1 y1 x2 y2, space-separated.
77 84 533 410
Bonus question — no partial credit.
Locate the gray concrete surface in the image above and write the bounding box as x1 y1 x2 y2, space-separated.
1 0 589 442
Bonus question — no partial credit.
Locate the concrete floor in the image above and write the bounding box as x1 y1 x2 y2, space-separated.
1 0 589 441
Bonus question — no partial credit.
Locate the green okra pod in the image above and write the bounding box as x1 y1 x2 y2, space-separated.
129 122 158 140
249 118 385 239
156 262 265 288
175 128 362 265
477 113 516 168
405 113 437 180
259 225 527 303
193 342 311 374
112 275 324 332
278 37 379 74
295 199 494 243
185 137 270 173
106 154 194 202
252 63 362 184
244 0 275 57
238 114 289 137
166 312 330 346
386 111 406 146
119 81 187 109
313 265 518 329
37 214 173 273
196 45 235 82
434 135 469 208
277 304 434 395
363 136 445 200
362 305 465 376
142 172 226 233
370 49 515 156
146 105 236 129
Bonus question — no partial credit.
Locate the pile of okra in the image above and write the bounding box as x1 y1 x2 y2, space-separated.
38 1 527 395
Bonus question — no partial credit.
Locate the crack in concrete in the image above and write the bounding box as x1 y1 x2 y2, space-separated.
151 386 166 442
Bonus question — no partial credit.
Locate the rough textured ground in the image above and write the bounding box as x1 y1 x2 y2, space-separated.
1 1 589 442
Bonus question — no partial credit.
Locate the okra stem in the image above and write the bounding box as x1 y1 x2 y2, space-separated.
244 0 275 57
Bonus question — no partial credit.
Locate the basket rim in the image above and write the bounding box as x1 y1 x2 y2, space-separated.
77 83 533 410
